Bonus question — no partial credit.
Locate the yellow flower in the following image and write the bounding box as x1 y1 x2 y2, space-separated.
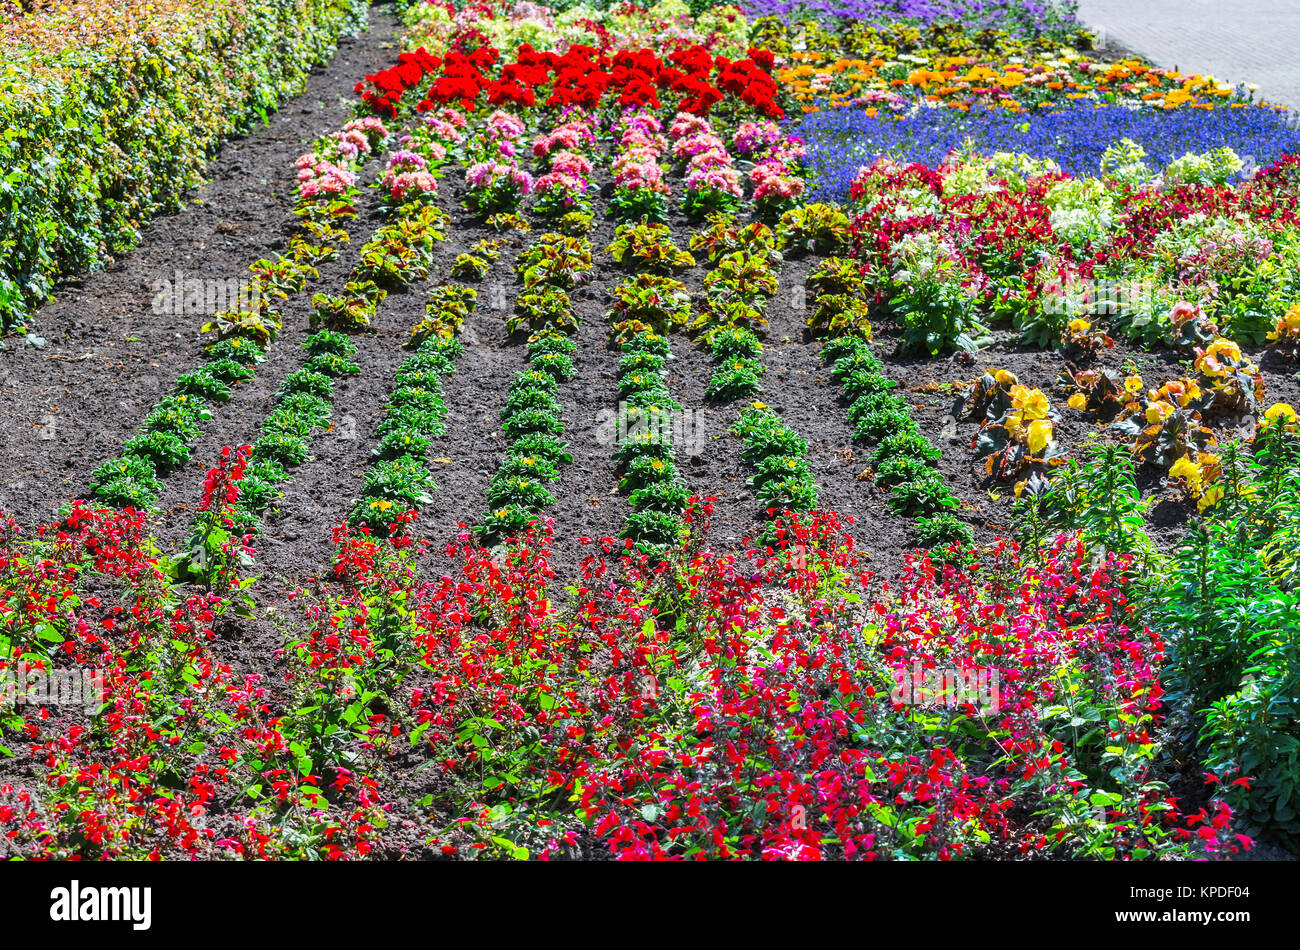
993 369 1019 386
1177 380 1203 406
1145 400 1175 425
1026 418 1053 455
1067 392 1087 410
751 401 768 410
1264 402 1297 426
1168 455 1200 483
1016 387 1051 421
1196 337 1242 376
1123 374 1144 395
1271 303 1300 338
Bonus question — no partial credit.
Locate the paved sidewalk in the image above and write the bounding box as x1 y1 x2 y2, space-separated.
1077 0 1300 111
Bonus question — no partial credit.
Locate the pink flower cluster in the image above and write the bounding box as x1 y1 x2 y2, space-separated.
613 110 670 195
731 120 783 157
295 154 356 199
294 117 388 199
533 110 599 159
535 154 592 203
748 131 807 209
532 112 599 211
484 108 527 158
341 115 389 149
332 129 372 161
424 115 466 145
382 148 438 202
466 160 535 194
670 112 742 202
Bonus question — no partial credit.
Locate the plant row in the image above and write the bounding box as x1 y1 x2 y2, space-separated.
86 117 392 509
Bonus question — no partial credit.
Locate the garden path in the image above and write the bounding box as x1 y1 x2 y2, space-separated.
1078 0 1300 111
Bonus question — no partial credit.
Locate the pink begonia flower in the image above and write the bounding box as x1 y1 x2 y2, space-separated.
386 149 427 172
295 155 355 199
686 147 733 171
672 132 725 161
624 111 663 136
425 117 465 144
686 166 743 198
731 120 782 156
486 109 526 141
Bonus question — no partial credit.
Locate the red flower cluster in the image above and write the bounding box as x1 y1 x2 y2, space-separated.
717 56 781 117
419 46 501 113
386 41 784 119
355 47 442 119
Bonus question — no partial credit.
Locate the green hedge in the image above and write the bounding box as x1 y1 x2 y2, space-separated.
0 0 369 330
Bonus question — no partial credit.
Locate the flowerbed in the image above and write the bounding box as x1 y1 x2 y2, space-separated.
0 0 1297 864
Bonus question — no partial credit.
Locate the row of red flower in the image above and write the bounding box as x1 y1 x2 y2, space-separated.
356 42 782 119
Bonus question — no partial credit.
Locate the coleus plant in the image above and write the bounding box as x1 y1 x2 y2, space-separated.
607 219 695 272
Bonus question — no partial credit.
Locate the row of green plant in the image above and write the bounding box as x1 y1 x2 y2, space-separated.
821 335 970 548
350 333 466 534
691 217 779 400
87 121 389 508
477 339 576 542
685 209 821 520
477 229 590 541
610 324 689 551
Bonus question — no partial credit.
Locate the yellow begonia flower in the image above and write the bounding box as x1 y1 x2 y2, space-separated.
1067 393 1087 410
1168 455 1200 483
1027 418 1053 455
1264 402 1297 425
1018 388 1051 420
1145 401 1175 425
